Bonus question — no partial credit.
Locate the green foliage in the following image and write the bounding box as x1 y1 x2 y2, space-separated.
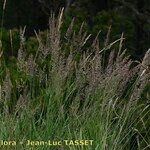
0 28 40 59
0 10 149 150
0 28 20 58
92 10 135 55
1 0 150 59
26 36 39 54
63 8 89 34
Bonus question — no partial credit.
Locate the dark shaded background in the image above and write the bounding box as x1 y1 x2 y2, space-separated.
0 0 150 59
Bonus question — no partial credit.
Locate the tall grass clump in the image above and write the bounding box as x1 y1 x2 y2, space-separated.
0 9 150 150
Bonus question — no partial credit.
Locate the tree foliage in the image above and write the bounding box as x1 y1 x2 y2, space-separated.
0 0 150 58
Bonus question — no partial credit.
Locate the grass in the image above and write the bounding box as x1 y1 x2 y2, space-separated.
0 9 150 150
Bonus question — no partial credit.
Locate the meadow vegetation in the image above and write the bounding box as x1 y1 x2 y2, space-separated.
0 9 150 150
